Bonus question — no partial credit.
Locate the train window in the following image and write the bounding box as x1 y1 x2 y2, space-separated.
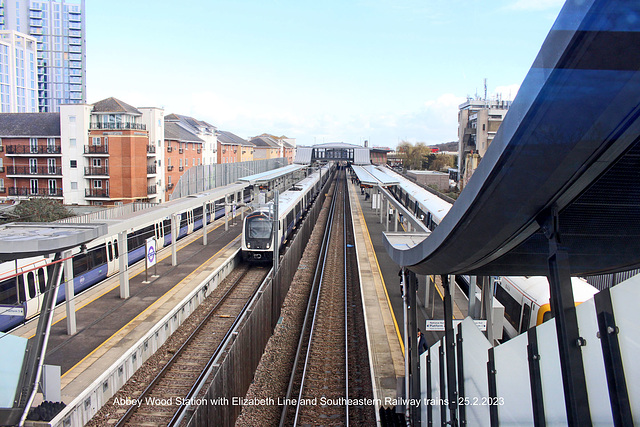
73 253 90 276
38 268 46 294
520 304 531 334
107 241 113 262
194 207 203 222
495 285 521 331
542 310 553 323
27 272 36 299
163 219 172 236
114 241 119 258
180 214 188 229
92 246 107 267
0 277 18 305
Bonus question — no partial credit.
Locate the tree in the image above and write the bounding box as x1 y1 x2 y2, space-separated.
397 141 431 170
7 198 73 223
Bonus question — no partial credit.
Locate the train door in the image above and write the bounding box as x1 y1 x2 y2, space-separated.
155 221 165 249
24 270 40 319
106 239 119 274
520 303 532 334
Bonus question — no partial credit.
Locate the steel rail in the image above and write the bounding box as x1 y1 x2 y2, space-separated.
114 265 252 427
278 173 339 427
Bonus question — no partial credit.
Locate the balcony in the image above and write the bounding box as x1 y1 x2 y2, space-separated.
167 146 173 152
179 166 184 171
147 144 156 154
9 187 63 197
166 183 174 190
0 188 5 194
147 185 157 195
167 165 174 171
197 148 202 154
84 145 109 154
7 166 62 176
147 165 156 174
85 189 109 198
84 166 109 176
179 148 184 154
89 122 146 131
6 145 61 155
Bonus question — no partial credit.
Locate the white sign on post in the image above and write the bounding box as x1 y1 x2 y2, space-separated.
425 319 487 331
146 237 157 267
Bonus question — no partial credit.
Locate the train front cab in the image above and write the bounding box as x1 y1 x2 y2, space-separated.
242 211 274 262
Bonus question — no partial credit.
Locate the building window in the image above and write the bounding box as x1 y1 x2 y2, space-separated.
29 158 38 174
70 138 76 147
92 158 101 167
92 137 101 146
30 138 38 153
0 178 4 191
69 115 76 123
71 181 78 190
70 160 77 168
30 179 38 195
93 180 102 188
48 179 56 195
48 159 56 174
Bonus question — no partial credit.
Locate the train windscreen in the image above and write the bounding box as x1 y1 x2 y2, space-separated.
247 216 272 239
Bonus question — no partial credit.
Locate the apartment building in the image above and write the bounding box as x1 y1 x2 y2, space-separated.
250 135 280 160
0 0 86 112
458 97 511 188
0 30 38 112
217 130 247 164
0 112 62 198
164 120 203 201
165 114 217 165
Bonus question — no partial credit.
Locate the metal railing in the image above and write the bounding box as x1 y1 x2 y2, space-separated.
7 166 62 175
85 189 109 198
84 145 109 154
147 186 157 195
147 166 157 174
6 145 62 155
84 166 109 176
9 187 63 197
147 145 156 154
89 122 146 131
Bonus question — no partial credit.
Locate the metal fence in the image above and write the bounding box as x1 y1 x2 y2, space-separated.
585 268 640 291
185 170 334 427
170 158 288 200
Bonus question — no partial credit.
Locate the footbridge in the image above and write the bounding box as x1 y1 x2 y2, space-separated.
384 0 640 425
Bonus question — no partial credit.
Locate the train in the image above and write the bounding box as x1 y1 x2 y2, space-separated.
241 163 335 262
381 165 600 338
0 183 252 332
382 165 452 231
494 275 599 340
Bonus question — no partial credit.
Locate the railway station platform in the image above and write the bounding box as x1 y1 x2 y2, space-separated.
348 180 468 409
11 212 246 410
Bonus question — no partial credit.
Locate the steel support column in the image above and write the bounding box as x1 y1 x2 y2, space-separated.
540 209 592 426
442 274 459 426
407 269 420 427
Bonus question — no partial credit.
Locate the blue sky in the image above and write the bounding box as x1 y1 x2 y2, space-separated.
86 0 564 148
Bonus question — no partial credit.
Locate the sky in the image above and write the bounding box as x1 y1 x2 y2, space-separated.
86 0 565 149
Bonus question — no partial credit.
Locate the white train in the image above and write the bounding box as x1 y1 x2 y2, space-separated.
382 166 600 339
241 163 335 262
382 165 452 231
494 275 599 339
0 183 251 332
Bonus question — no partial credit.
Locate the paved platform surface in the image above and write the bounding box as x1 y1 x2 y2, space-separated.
11 213 245 405
350 180 469 405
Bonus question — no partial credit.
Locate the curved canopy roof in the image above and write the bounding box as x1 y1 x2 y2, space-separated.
385 0 640 277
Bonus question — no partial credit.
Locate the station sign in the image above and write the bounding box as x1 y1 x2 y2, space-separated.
146 237 157 267
425 319 487 331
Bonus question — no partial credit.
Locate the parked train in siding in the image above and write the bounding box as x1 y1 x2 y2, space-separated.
382 166 599 338
494 275 599 340
382 166 452 231
0 184 252 332
241 163 335 262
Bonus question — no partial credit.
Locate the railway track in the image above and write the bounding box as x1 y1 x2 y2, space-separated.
280 168 375 426
98 263 268 427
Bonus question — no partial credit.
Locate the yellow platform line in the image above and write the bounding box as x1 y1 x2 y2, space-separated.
30 215 241 339
60 236 238 378
356 196 405 357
